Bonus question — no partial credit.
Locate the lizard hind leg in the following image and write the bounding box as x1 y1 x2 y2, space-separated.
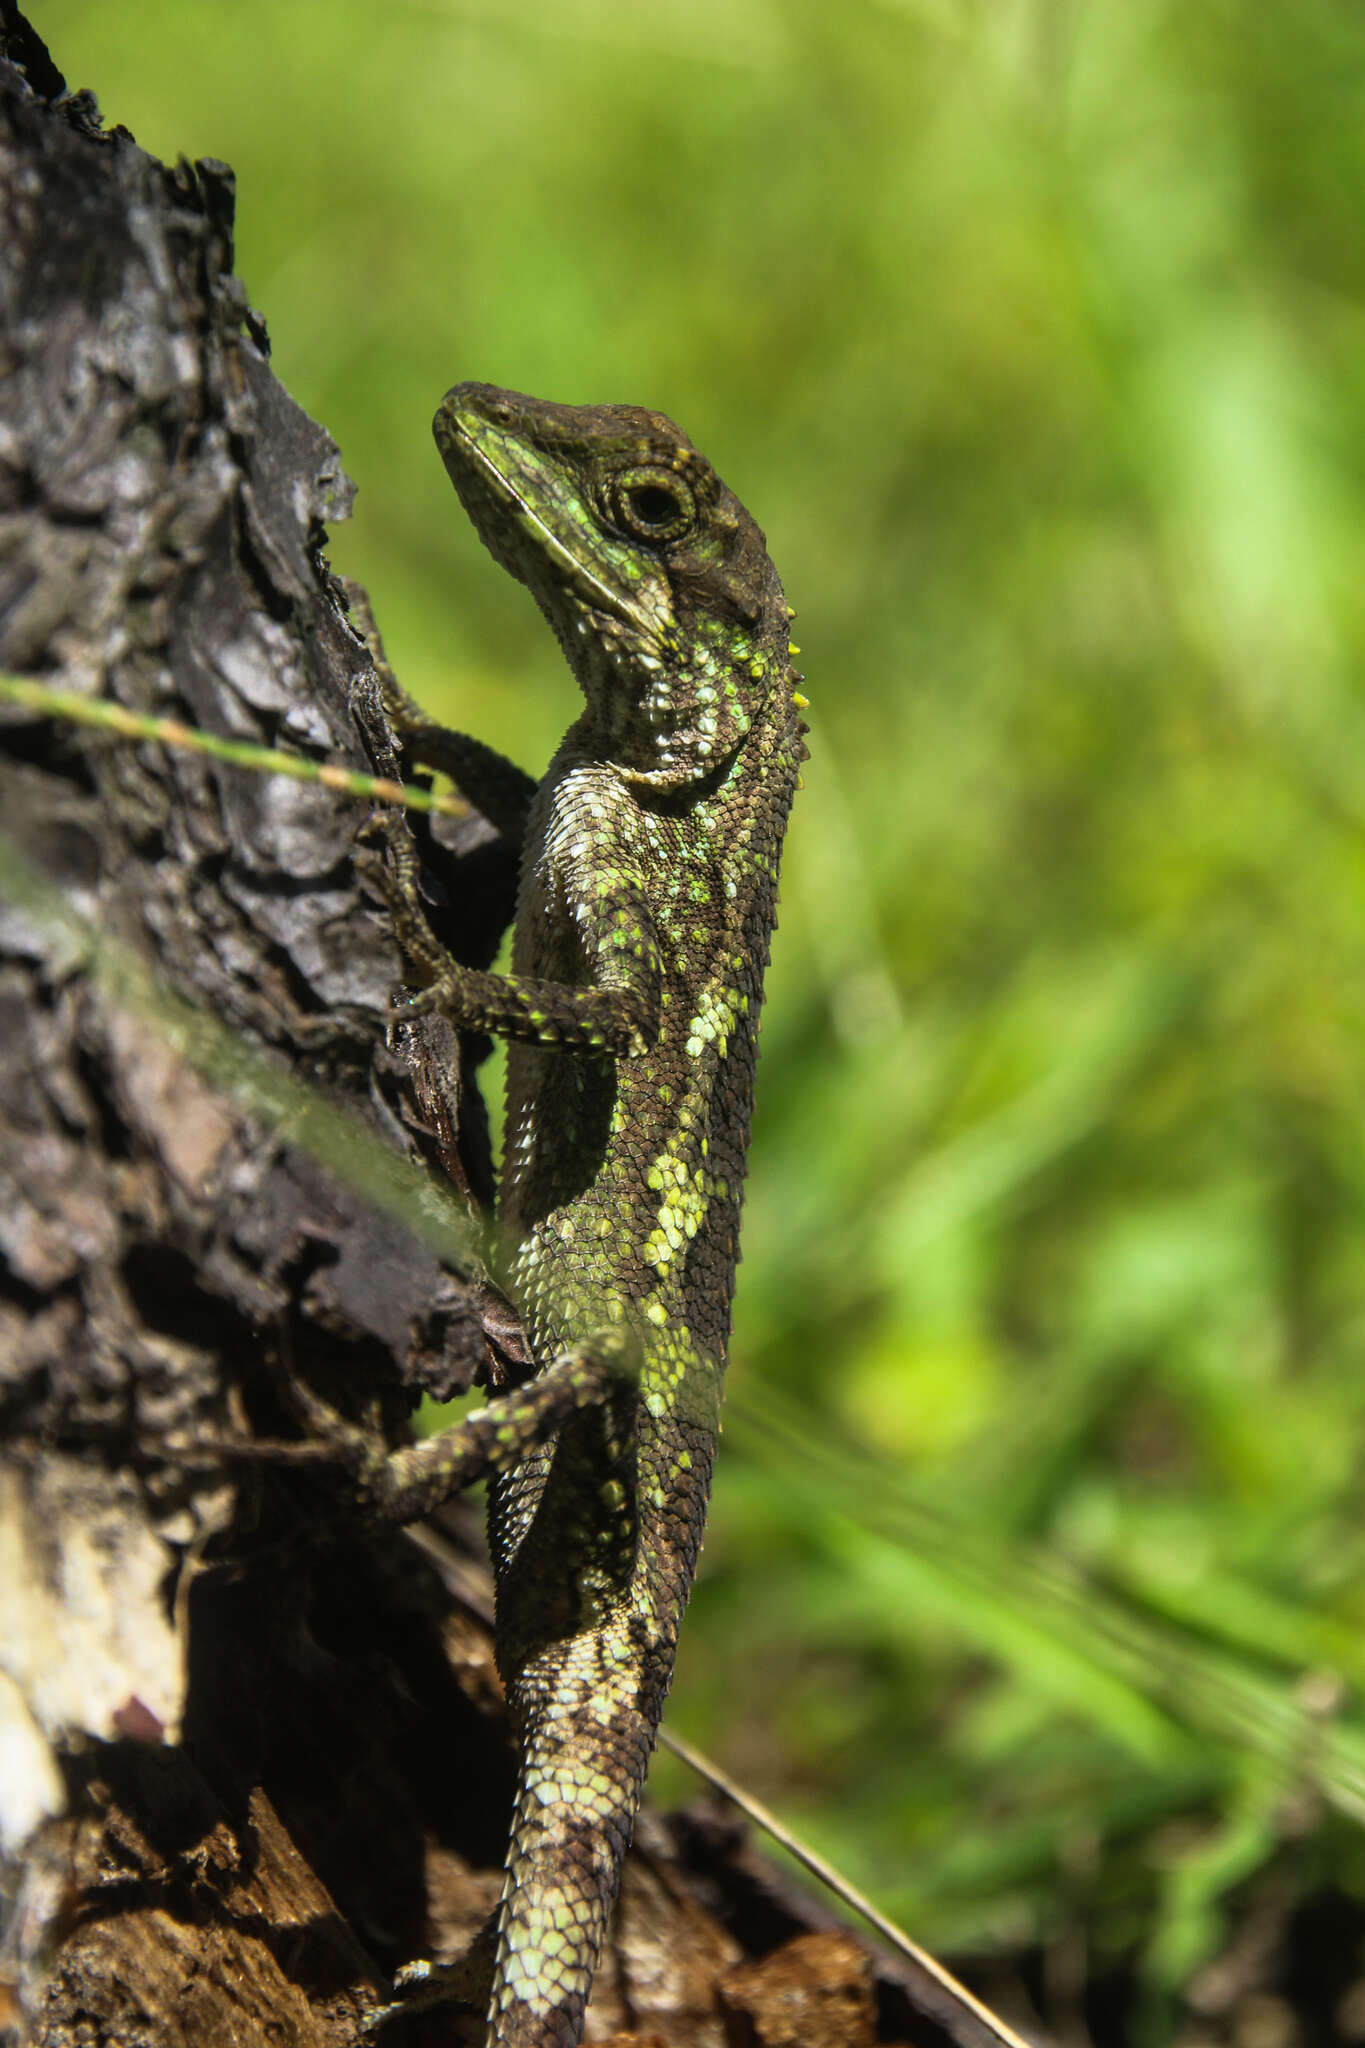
363 1909 499 2035
359 1326 639 1527
186 1329 638 1536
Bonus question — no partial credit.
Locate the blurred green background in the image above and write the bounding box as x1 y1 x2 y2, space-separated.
38 0 1365 2037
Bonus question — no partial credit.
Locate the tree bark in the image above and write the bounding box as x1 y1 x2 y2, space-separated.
0 5 527 2039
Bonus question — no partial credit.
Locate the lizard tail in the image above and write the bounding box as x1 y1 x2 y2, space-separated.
484 1403 718 2046
483 1350 721 2047
484 1679 656 2048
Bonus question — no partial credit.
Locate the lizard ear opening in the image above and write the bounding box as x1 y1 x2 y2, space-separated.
672 555 767 630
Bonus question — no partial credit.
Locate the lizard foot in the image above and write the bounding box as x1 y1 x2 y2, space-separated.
160 1375 394 1497
363 1914 496 2034
353 803 467 1007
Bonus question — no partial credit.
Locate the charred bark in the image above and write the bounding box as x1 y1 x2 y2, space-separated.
0 9 531 2039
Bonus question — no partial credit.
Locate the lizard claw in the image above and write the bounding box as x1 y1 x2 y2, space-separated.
384 974 456 1026
362 1920 496 2033
164 1363 392 1501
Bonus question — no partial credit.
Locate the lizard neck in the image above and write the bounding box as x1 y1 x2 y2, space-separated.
568 612 787 795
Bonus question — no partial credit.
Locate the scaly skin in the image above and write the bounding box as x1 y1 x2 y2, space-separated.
375 384 804 2048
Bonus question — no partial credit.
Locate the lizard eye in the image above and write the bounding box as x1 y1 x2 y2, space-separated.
608 467 695 544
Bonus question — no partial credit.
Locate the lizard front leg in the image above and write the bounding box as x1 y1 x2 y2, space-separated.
346 576 538 846
372 803 662 1061
380 670 538 847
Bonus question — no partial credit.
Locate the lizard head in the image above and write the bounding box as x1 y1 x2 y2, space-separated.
434 383 793 790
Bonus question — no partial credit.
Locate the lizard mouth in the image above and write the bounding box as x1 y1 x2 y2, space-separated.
437 409 662 646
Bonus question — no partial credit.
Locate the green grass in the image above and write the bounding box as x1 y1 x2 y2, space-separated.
35 0 1365 2030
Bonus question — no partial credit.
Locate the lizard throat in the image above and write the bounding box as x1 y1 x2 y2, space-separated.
571 619 763 790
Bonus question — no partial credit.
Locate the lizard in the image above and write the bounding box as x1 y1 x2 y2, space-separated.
344 382 806 2048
